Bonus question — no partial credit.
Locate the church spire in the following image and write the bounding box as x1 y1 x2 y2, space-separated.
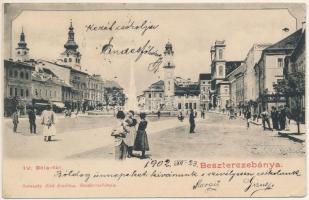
64 19 78 51
15 28 29 61
60 20 82 69
18 27 27 49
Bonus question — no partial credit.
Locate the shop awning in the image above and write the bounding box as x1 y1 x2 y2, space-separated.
53 102 65 108
34 103 50 106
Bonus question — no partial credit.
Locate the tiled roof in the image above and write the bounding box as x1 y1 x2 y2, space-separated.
226 61 243 76
175 83 200 96
31 72 71 87
104 80 123 89
226 63 246 80
265 29 302 51
4 59 35 69
199 73 211 80
291 29 305 61
144 80 164 92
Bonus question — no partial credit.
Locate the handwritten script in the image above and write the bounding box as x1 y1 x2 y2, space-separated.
85 20 159 36
51 159 302 197
86 19 163 73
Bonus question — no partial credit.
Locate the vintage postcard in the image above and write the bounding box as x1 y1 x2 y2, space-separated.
1 2 307 198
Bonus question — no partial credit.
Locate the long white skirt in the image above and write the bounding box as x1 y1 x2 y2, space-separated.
42 124 56 137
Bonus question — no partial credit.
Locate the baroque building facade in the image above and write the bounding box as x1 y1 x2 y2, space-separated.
4 22 125 116
140 42 201 113
255 29 303 112
209 40 243 109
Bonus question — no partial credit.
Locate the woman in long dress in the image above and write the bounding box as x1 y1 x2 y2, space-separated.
111 111 127 160
41 105 56 142
124 110 137 158
134 112 149 159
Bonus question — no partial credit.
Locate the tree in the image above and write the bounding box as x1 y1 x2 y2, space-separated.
274 71 305 134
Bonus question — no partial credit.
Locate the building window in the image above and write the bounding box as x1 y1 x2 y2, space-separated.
24 51 27 55
219 49 223 59
193 103 197 109
148 93 151 98
20 71 24 79
26 89 29 97
14 71 18 78
15 88 18 96
25 72 29 80
9 70 13 77
178 103 182 109
9 87 13 96
159 93 162 98
46 90 47 96
278 58 284 68
219 65 223 76
20 89 24 97
69 58 72 62
185 103 188 109
54 91 56 97
189 103 192 109
17 51 20 55
39 89 42 96
35 89 38 96
64 58 67 62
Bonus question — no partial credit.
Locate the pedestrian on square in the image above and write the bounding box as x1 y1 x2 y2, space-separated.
201 109 205 119
229 107 235 120
260 109 272 131
41 105 56 142
189 109 196 133
245 109 251 128
178 111 184 122
27 105 36 134
12 108 19 133
134 112 149 159
157 110 161 119
278 106 287 130
270 106 279 130
124 110 137 158
111 111 128 160
284 105 291 131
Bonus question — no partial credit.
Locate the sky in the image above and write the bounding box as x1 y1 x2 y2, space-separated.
11 9 296 94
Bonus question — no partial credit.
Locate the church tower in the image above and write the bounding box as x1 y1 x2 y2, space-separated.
163 41 175 111
214 40 226 79
15 28 29 62
60 20 82 69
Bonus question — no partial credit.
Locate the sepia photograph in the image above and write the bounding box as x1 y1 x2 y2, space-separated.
1 2 307 198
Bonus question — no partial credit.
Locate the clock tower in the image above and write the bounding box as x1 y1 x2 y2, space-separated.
59 20 82 70
163 41 175 111
15 28 29 62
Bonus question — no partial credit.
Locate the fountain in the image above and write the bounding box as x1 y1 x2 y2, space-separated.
125 60 139 112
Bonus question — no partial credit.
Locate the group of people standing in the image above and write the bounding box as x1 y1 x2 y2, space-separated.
252 105 290 131
270 105 290 131
111 110 149 160
11 105 56 142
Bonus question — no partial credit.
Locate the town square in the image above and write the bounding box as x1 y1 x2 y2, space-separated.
3 7 306 160
2 3 308 198
3 111 305 160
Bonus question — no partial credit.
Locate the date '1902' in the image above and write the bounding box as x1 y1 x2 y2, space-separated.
144 159 199 168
